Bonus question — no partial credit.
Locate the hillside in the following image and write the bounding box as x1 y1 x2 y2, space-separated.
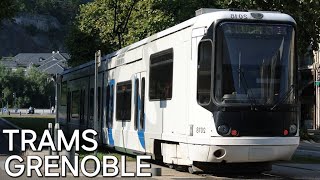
0 14 65 57
0 0 91 57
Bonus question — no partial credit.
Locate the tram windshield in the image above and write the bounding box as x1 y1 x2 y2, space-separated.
215 22 295 105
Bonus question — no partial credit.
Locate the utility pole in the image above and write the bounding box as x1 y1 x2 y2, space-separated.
94 50 101 156
13 93 15 109
54 74 61 125
0 92 3 115
315 49 320 130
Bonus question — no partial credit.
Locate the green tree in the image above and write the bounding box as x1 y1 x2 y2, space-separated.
0 64 54 108
66 0 172 67
216 0 320 55
154 0 320 55
0 0 17 22
66 0 320 66
65 26 108 67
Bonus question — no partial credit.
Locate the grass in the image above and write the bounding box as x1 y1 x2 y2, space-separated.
0 114 55 136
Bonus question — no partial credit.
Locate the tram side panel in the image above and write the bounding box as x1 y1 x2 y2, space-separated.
59 80 68 130
143 27 193 164
101 71 109 145
162 30 193 166
120 61 147 154
87 72 104 143
59 75 91 139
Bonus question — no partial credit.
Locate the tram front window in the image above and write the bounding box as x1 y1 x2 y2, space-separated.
215 22 295 105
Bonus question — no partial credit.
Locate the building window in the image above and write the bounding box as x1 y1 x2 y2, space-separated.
149 48 173 100
116 81 132 120
197 40 212 105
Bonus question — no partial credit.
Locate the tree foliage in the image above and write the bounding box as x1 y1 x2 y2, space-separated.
0 0 17 22
0 65 54 108
216 0 320 55
66 0 172 66
66 0 320 67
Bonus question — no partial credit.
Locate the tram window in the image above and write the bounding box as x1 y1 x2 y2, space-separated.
149 48 173 100
134 79 139 130
71 90 80 119
89 88 94 120
67 91 71 122
106 85 110 127
61 82 67 106
197 40 212 105
116 81 132 121
98 87 101 122
80 89 85 123
140 78 145 129
109 84 114 127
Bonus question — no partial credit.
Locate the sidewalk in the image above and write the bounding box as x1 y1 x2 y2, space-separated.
20 149 201 179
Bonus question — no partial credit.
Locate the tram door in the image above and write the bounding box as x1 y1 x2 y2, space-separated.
123 72 146 153
105 79 115 147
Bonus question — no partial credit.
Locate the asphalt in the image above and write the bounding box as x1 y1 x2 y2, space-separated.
295 141 320 157
0 118 21 155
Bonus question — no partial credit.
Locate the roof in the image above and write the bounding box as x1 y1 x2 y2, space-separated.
43 64 65 74
0 52 69 74
13 52 69 67
0 60 18 68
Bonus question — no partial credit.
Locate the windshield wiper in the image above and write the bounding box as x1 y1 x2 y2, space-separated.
239 69 257 110
270 84 295 111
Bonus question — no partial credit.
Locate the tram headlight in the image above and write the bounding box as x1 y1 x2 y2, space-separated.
289 124 297 134
217 125 230 135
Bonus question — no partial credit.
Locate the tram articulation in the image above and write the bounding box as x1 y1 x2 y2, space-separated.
58 9 299 173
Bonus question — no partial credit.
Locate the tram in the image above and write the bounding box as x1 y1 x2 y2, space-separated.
58 9 299 173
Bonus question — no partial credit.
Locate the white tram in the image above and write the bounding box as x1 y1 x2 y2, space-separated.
58 9 299 173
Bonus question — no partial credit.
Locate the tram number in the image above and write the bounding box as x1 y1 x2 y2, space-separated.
231 14 248 19
196 127 206 133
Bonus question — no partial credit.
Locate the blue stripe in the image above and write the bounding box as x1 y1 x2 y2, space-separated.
108 79 115 146
136 82 145 149
108 128 114 146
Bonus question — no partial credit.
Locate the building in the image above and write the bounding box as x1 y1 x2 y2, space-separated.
0 51 69 74
299 46 320 130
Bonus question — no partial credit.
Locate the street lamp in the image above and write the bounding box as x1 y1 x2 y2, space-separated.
13 92 16 110
51 74 61 125
0 92 3 114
